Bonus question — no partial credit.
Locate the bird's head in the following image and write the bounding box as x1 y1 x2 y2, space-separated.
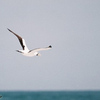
36 53 41 56
34 52 41 56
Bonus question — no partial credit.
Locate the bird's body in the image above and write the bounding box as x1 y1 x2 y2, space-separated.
7 28 52 57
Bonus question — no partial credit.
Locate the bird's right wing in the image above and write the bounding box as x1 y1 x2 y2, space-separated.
29 45 52 53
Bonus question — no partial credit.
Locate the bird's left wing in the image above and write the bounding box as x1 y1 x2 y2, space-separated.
7 28 29 51
7 28 25 50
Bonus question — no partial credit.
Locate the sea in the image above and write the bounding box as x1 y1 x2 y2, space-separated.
0 91 100 100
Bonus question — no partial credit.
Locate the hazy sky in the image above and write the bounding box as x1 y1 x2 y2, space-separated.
0 0 100 91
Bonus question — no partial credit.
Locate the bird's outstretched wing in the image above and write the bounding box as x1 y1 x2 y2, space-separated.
7 28 28 51
29 45 52 53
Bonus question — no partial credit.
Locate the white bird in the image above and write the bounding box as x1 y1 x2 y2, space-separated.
7 28 52 57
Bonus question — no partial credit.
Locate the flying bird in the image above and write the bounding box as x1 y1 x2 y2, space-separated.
7 28 52 57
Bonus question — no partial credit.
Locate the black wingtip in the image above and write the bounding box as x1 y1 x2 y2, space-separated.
7 28 14 34
7 28 11 31
49 45 52 48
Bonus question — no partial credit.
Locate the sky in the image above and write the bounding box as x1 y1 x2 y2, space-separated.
0 0 100 91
